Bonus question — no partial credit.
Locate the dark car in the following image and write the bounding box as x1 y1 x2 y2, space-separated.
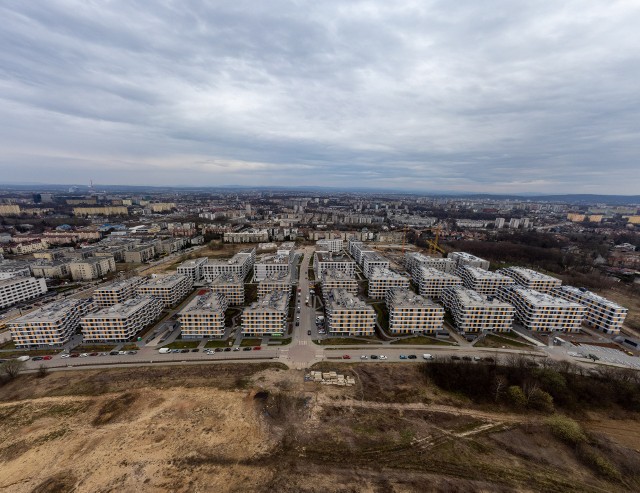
243 347 252 351
89 352 99 356
70 353 79 358
307 330 311 335
295 321 299 327
224 347 231 352
451 355 461 360
110 351 119 356
407 355 417 359
32 356 43 361
462 356 472 361
180 349 190 353
215 348 223 352
191 348 199 352
370 355 379 360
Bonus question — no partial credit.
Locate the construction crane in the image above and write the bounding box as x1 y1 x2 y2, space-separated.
424 225 446 256
401 225 409 255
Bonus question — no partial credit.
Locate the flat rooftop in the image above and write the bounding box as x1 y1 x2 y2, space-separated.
326 289 371 310
83 297 154 319
447 286 513 308
387 288 439 308
10 299 88 324
139 273 188 288
180 291 226 314
502 267 560 283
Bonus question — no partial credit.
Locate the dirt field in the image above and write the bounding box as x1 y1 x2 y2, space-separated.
595 286 640 334
1 363 639 492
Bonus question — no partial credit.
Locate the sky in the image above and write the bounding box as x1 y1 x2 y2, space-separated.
1 1 639 194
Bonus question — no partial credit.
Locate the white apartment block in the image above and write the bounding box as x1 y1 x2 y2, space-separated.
314 251 356 280
316 238 343 253
326 288 376 336
497 286 584 333
254 254 291 282
81 296 163 342
9 299 94 348
137 274 193 308
0 276 48 309
321 269 358 298
0 262 32 279
93 276 146 307
448 252 490 270
258 271 292 298
177 257 208 282
178 290 228 339
554 286 627 334
386 288 444 335
404 252 456 275
499 267 562 293
124 244 156 263
362 252 390 278
242 289 289 336
277 242 296 260
442 286 515 333
458 266 515 295
30 260 71 279
413 266 462 299
368 268 410 299
348 240 374 265
209 273 245 305
69 256 116 281
202 248 255 281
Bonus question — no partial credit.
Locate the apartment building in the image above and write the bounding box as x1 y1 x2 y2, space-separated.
362 252 390 278
442 286 515 333
124 244 156 263
499 267 562 293
93 276 146 307
177 257 208 282
368 268 410 299
178 290 228 339
137 273 193 308
202 248 255 281
348 240 374 265
554 286 627 334
458 266 515 295
316 238 343 253
313 251 356 280
321 269 358 298
258 271 292 298
404 252 456 275
9 299 94 348
209 273 245 305
0 261 32 279
73 206 129 216
448 252 490 270
69 256 116 281
29 260 71 279
241 289 289 336
223 229 269 243
277 242 296 260
81 296 163 342
413 266 462 299
254 253 291 281
497 286 584 333
386 288 444 335
158 237 187 255
325 288 376 336
0 276 48 309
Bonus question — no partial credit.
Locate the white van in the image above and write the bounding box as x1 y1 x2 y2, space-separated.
158 348 171 354
422 353 434 360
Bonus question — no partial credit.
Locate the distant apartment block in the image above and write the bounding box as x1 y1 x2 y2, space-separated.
448 252 490 270
499 267 562 293
0 204 21 215
442 286 514 333
0 276 48 309
314 251 356 280
321 269 358 298
137 274 193 308
0 261 32 279
367 268 410 299
405 252 457 275
495 218 505 229
224 229 269 243
254 253 291 282
362 252 390 278
386 288 444 335
177 257 208 282
73 206 129 216
29 260 71 279
81 296 163 342
242 289 289 336
326 288 376 336
93 276 145 307
348 240 374 265
258 271 292 298
554 286 627 334
202 248 255 281
413 266 462 299
69 256 116 281
209 273 245 305
316 238 343 253
458 266 515 295
178 290 228 339
124 244 156 263
9 299 94 349
497 286 584 333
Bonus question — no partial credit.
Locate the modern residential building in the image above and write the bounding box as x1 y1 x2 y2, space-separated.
367 268 410 299
313 251 356 280
348 240 374 265
177 257 208 282
223 229 269 243
29 260 71 279
497 286 584 333
81 296 163 342
178 290 228 339
202 248 255 281
93 276 146 307
124 244 156 263
0 261 32 279
316 238 343 253
442 286 515 333
554 286 627 334
0 276 48 309
258 271 292 298
277 242 297 260
254 253 291 281
241 289 289 336
9 299 94 349
209 273 245 305
499 267 562 293
136 273 193 308
458 266 515 295
362 252 390 278
448 252 490 270
68 256 116 281
413 266 462 299
404 252 457 275
385 288 444 335
325 288 376 336
321 269 358 298
73 206 129 216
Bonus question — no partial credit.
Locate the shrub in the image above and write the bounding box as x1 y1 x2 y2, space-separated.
528 388 554 413
507 386 526 409
547 415 586 446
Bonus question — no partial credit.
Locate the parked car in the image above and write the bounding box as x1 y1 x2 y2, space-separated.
109 351 119 356
253 346 262 351
214 348 223 352
462 356 472 361
307 330 311 335
360 355 368 360
370 355 379 360
342 354 351 359
70 354 79 358
379 355 388 360
118 351 127 355
451 355 461 360
43 355 52 360
127 351 137 355
233 347 240 351
422 354 435 360
243 347 252 351
60 354 70 359
89 352 98 356
399 354 407 359
224 347 231 352
191 348 199 352
407 354 417 359
80 353 89 358
32 356 43 361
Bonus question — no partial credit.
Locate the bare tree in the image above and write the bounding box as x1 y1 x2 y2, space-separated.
1 359 25 380
492 375 507 402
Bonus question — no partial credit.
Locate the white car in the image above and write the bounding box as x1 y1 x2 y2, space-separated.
80 353 89 357
60 354 70 359
360 355 368 360
379 355 388 360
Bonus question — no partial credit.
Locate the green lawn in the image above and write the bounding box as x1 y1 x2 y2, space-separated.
0 340 16 350
315 337 383 345
474 333 532 349
71 344 116 352
371 303 389 331
120 343 140 351
390 336 455 346
204 339 234 348
240 338 262 347
268 337 292 346
161 340 200 349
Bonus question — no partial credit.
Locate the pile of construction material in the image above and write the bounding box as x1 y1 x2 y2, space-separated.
305 371 356 386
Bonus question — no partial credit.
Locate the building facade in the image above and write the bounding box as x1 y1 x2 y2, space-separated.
448 252 490 270
386 288 444 335
69 256 116 281
137 274 193 308
93 276 146 307
554 286 627 334
178 290 228 339
325 288 376 336
0 276 48 309
241 289 289 336
458 265 515 295
313 251 356 280
442 286 515 333
202 248 255 281
81 296 163 342
367 268 410 299
208 273 245 305
498 267 562 293
413 266 462 299
177 257 208 282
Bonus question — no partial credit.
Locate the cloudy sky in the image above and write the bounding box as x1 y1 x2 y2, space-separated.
1 1 639 194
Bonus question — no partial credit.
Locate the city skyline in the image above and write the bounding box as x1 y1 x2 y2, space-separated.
1 1 639 194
